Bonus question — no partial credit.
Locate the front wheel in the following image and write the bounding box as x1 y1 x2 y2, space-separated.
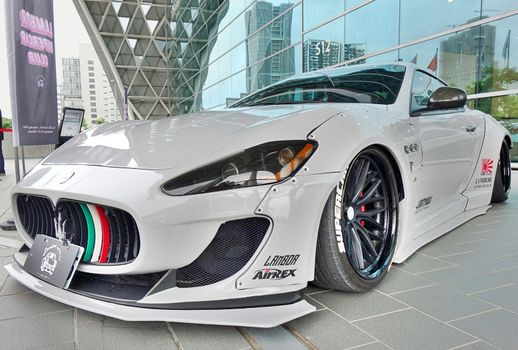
314 148 399 292
491 142 512 203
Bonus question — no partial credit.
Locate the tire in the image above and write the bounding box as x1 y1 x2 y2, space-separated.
314 147 399 292
491 142 512 203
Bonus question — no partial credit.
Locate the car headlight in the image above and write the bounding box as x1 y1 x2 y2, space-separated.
161 140 317 195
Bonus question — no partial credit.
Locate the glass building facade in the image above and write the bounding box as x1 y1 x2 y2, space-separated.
77 0 518 159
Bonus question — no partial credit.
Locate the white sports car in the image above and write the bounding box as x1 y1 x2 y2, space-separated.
5 63 512 327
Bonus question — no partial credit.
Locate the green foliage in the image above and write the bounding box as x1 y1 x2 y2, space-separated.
81 119 90 131
92 118 107 125
2 118 12 129
467 66 518 118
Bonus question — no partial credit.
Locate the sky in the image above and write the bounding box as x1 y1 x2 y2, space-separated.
0 1 91 119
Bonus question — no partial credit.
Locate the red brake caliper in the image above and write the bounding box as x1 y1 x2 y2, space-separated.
359 192 366 227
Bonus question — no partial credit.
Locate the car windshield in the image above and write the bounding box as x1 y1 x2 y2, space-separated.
231 64 406 107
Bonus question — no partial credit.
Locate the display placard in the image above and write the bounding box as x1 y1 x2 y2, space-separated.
5 0 58 146
60 108 84 138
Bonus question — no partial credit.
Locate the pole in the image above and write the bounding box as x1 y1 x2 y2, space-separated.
21 146 26 176
13 146 20 183
124 85 129 120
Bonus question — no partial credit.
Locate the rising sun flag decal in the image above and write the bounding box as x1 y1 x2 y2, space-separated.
481 158 493 175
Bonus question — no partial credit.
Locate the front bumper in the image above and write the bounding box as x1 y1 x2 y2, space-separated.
4 262 314 327
10 163 339 323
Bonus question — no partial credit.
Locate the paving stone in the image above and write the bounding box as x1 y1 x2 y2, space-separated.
245 326 307 350
171 323 249 350
103 324 177 350
417 241 473 258
391 285 494 322
499 252 518 263
348 342 391 350
451 309 518 350
453 239 518 258
0 246 17 257
0 291 71 320
304 295 327 310
75 309 104 350
472 285 518 313
311 289 407 321
487 266 518 283
419 266 510 294
288 310 374 350
398 253 454 274
0 310 74 350
375 267 435 294
354 309 475 350
33 342 76 350
104 316 165 329
453 341 499 349
0 276 32 296
0 261 8 288
440 252 518 274
303 283 329 295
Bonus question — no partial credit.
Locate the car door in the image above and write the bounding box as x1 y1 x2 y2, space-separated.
409 70 483 228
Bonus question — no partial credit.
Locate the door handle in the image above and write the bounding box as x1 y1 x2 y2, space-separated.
466 124 477 133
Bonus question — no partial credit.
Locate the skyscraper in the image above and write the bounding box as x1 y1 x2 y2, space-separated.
59 45 121 125
245 1 295 92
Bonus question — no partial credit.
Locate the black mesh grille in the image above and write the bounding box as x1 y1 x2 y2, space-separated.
17 195 56 239
74 270 166 287
176 217 270 288
16 195 140 264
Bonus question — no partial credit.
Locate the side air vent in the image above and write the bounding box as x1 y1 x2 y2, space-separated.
176 217 270 288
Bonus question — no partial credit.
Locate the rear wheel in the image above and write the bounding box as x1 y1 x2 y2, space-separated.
314 148 399 292
491 142 511 203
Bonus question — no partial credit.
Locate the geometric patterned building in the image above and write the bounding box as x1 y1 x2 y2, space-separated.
73 0 227 119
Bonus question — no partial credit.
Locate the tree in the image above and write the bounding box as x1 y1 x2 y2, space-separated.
92 118 107 125
2 118 12 129
466 66 518 118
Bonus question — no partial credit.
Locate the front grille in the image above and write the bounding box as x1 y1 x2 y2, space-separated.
16 195 56 239
16 194 140 264
176 217 270 288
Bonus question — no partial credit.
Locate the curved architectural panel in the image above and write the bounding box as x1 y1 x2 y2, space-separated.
73 0 227 119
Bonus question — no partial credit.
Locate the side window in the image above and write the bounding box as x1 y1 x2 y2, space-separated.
411 71 445 113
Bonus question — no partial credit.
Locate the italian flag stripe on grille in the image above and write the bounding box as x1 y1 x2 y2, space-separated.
79 203 95 262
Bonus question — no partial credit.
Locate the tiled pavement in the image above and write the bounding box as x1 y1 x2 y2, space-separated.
1 160 517 350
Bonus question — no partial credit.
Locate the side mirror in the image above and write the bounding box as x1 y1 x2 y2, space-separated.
427 86 467 110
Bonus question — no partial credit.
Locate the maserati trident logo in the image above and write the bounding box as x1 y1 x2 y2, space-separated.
54 212 68 244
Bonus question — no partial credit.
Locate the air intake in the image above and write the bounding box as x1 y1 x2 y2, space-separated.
176 217 270 288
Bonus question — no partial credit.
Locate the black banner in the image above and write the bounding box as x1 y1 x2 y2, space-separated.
6 0 58 146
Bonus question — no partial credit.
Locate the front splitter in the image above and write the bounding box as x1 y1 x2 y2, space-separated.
4 263 315 328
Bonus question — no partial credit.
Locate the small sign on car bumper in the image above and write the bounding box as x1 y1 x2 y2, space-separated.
23 235 83 289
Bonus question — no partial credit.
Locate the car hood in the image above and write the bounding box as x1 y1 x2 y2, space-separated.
44 104 345 170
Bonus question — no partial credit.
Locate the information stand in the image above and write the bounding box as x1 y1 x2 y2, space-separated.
57 107 85 148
